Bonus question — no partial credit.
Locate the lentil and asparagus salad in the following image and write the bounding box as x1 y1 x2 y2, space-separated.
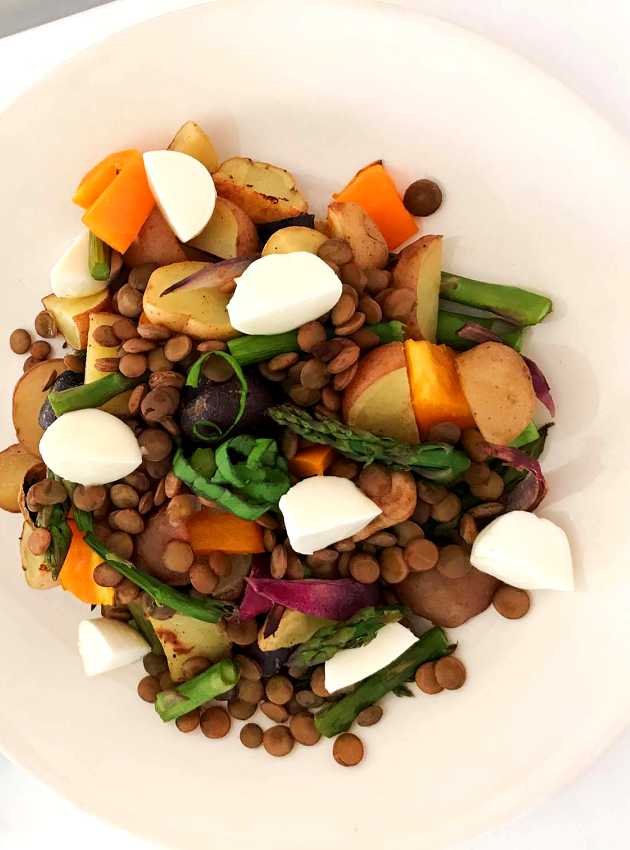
2 122 574 767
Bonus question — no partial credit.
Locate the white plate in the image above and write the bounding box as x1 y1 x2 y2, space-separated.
1 1 630 848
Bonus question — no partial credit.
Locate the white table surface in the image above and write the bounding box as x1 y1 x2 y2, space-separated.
1 1 629 848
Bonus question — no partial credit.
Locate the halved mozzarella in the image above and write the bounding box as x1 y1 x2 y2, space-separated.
78 618 149 676
51 230 109 299
227 252 342 335
471 510 574 591
279 476 381 555
39 408 142 486
325 622 418 693
143 150 216 242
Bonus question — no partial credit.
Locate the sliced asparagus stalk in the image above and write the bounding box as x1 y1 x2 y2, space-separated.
315 626 451 738
84 534 233 624
436 310 523 351
155 659 240 722
440 273 552 326
49 372 145 417
227 321 405 367
88 232 112 281
128 601 164 656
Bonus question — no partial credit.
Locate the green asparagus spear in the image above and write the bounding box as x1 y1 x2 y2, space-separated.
440 273 552 326
155 659 240 722
436 310 524 351
315 627 451 738
37 502 71 579
84 534 234 623
268 405 470 483
88 232 111 281
227 321 405 366
288 606 405 669
49 372 146 417
128 601 164 656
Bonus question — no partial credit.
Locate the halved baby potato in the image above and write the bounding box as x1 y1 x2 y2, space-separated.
188 197 259 259
327 201 388 270
143 261 238 340
168 120 219 174
42 289 111 350
0 444 44 512
261 226 327 257
12 358 66 457
124 207 188 268
392 235 443 342
213 157 308 224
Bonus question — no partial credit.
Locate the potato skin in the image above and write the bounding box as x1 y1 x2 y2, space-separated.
261 226 326 256
188 197 259 259
327 202 388 270
125 207 188 268
0 445 44 513
396 566 499 627
456 342 535 445
12 359 66 457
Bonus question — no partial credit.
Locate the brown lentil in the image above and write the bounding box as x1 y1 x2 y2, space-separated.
333 733 364 767
117 284 143 318
289 384 321 406
119 352 147 378
358 294 382 324
382 289 415 321
107 531 134 560
459 513 478 545
310 666 330 698
137 675 160 703
299 358 329 390
190 561 218 594
151 604 175 621
234 655 262 683
91 324 118 348
415 480 446 505
95 356 120 373
238 678 264 704
116 578 140 604
461 428 488 462
163 334 192 362
431 493 462 522
102 604 132 621
240 723 263 749
141 387 178 421
335 312 366 336
470 472 504 501
127 384 147 416
138 428 172 462
427 421 462 444
147 347 172 372
27 527 51 555
393 520 423 547
30 340 51 361
109 484 139 509
72 484 107 512
160 417 181 438
331 293 356 327
404 537 439 572
294 690 322 710
493 586 531 619
464 462 491 486
176 710 201 733
332 362 358 390
262 528 276 552
181 656 211 680
259 702 288 723
34 311 57 339
436 544 472 579
329 457 358 479
122 337 155 355
266 351 298 372
289 713 321 746
415 661 443 694
263 725 294 757
200 706 231 739
468 501 504 519
259 361 287 382
159 668 175 688
22 356 38 372
64 354 85 372
167 494 197 525
228 698 257 720
358 464 392 500
109 509 144 535
285 550 305 580
364 268 391 294
135 491 153 517
10 328 32 353
127 263 157 291
357 705 383 727
93 562 123 588
196 339 226 353
318 238 353 265
124 470 150 493
340 262 367 292
349 552 380 584
207 550 230 577
28 478 67 507
143 652 168 677
226 619 258 646
202 356 234 383
144 458 172 481
366 531 397 547
403 179 443 216
337 551 351 576
379 547 409 584
110 317 137 341
435 656 467 690
266 675 294 706
327 342 360 375
270 543 288 579
163 540 194 574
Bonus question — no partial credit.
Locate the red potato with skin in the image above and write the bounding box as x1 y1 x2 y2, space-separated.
12 359 66 457
396 566 499 627
124 207 188 268
392 234 443 342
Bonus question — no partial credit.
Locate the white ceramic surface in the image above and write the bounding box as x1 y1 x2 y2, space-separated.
1 1 630 848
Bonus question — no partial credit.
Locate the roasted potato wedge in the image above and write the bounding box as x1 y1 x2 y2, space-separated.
148 613 231 682
168 120 219 173
143 262 238 340
327 201 388 269
213 157 308 224
13 359 66 457
20 521 58 590
42 289 111 350
125 207 188 268
188 197 259 259
0 444 44 512
456 342 535 445
392 235 442 342
261 225 327 257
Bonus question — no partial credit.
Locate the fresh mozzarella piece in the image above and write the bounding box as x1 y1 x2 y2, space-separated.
40 408 142 486
279 476 381 555
143 150 216 242
325 622 417 693
78 618 149 676
470 510 573 591
227 252 343 335
51 231 109 299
